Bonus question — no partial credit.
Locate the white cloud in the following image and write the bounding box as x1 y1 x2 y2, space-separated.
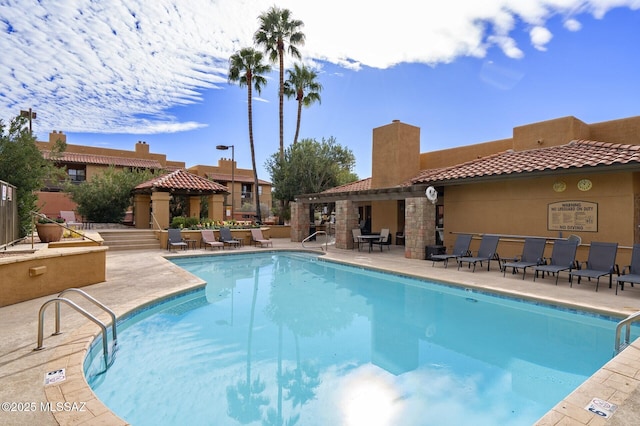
0 0 638 135
564 18 583 31
530 26 554 51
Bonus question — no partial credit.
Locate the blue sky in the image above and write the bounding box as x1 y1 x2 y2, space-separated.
1 1 639 181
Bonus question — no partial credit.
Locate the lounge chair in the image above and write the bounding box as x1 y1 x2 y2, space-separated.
251 228 273 247
457 235 500 272
201 230 224 250
502 237 547 279
372 228 391 251
219 227 241 249
167 228 188 251
60 210 82 229
569 242 618 291
616 244 640 295
431 233 472 268
352 228 365 251
533 239 578 285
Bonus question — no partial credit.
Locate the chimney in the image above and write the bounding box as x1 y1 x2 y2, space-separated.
136 140 150 154
49 130 67 144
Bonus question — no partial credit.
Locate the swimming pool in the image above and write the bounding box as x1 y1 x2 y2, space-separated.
85 252 636 425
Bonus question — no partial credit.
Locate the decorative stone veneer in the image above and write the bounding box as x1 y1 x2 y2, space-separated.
404 196 436 259
290 202 310 242
335 200 360 249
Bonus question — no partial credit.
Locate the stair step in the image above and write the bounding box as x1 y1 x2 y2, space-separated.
98 230 161 251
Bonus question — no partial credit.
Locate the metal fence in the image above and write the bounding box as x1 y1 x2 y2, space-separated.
0 180 19 248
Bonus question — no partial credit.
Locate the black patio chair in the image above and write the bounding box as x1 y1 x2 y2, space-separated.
616 244 640 295
431 233 472 268
502 237 547 279
167 228 188 251
569 242 618 291
533 239 578 285
457 235 500 272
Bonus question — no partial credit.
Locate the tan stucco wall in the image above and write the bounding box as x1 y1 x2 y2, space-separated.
512 116 591 151
442 172 636 265
371 200 400 240
372 120 420 188
420 138 513 170
589 116 640 145
0 247 108 307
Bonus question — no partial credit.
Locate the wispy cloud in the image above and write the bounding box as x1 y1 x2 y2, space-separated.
1 0 638 135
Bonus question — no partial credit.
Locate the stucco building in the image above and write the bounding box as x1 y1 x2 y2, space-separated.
35 131 272 226
291 115 640 267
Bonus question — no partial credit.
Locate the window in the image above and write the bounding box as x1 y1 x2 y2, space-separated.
67 167 86 182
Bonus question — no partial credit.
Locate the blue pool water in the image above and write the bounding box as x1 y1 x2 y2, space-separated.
85 252 635 426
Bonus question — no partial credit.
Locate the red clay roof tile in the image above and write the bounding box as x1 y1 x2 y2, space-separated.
42 151 163 169
134 169 228 192
411 140 640 185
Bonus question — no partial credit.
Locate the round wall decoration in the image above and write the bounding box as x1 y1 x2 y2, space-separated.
577 179 593 191
553 181 566 192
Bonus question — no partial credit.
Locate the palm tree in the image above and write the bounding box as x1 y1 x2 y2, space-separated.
284 64 322 144
228 47 271 223
254 6 305 160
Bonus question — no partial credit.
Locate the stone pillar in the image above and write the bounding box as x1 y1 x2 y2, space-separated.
151 191 171 230
133 194 151 229
404 196 436 259
290 201 310 242
189 196 201 220
208 194 225 221
335 199 360 249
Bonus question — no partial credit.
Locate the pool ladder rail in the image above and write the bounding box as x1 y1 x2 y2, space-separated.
614 310 640 355
302 230 334 251
35 288 117 369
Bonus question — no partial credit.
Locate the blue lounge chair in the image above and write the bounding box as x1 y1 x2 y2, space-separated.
457 235 500 272
431 233 472 268
533 239 578 285
569 242 618 291
502 237 547 279
615 244 640 295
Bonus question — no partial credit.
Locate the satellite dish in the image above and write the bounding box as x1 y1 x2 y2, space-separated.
426 186 438 204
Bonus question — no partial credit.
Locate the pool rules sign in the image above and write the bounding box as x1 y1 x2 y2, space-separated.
548 201 598 232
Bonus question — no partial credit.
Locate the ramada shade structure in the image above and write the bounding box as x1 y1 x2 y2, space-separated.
133 169 228 195
131 169 229 229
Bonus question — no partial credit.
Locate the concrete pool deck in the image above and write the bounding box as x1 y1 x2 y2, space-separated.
1 239 640 425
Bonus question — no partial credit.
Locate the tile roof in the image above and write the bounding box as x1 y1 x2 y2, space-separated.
206 172 271 185
134 169 228 193
42 151 163 169
411 140 640 185
322 178 372 194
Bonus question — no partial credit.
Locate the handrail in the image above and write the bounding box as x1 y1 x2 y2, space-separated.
29 211 102 247
614 310 640 355
35 297 111 368
302 230 328 251
57 288 117 341
150 212 162 230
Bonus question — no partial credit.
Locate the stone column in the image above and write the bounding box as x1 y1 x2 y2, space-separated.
290 201 310 242
133 194 151 229
404 196 436 259
151 191 171 230
335 199 360 249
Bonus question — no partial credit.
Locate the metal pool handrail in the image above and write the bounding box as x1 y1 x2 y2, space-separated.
302 230 329 251
614 310 640 355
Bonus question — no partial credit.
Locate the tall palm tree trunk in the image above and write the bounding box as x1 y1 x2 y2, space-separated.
294 96 303 144
278 45 284 160
247 76 262 223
